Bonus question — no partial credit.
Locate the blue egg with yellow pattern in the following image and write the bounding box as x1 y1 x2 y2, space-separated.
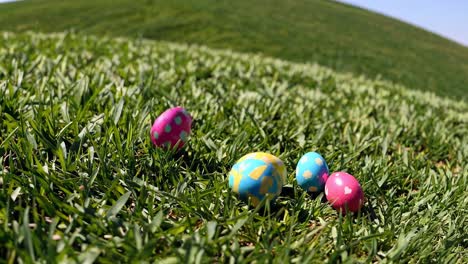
229 152 286 206
295 152 329 193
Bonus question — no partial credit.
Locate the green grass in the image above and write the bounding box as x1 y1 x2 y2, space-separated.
1 0 468 101
1 32 467 262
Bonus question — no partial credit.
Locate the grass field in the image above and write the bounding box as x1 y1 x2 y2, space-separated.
1 32 467 262
1 0 468 101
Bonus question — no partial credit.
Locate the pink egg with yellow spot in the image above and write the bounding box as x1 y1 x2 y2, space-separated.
325 172 364 213
150 106 192 149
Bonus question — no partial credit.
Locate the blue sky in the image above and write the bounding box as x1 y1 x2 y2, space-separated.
0 0 466 46
336 0 468 46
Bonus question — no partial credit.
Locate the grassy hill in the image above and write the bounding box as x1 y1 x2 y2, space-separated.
0 0 467 100
1 32 467 262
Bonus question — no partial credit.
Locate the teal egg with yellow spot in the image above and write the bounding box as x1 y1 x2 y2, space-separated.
228 152 286 206
295 152 329 193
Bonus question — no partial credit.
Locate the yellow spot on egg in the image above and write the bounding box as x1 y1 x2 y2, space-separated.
303 170 313 179
249 165 267 180
315 158 323 166
256 152 279 164
272 163 286 182
309 186 318 192
257 153 286 182
248 194 260 206
231 170 242 193
271 171 283 194
273 175 282 195
259 176 273 194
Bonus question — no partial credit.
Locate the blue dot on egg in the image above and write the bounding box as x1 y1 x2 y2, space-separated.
179 130 188 142
174 116 182 125
295 152 329 193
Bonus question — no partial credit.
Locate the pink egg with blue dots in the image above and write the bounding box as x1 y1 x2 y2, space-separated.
295 152 329 193
325 172 364 213
150 106 192 150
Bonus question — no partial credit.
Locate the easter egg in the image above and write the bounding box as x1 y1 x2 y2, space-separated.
325 172 364 213
150 106 192 149
228 152 286 206
295 152 329 193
